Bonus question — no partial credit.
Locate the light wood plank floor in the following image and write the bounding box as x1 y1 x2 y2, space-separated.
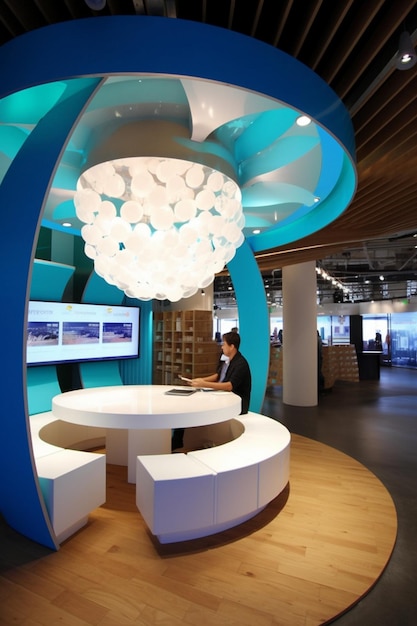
0 434 397 625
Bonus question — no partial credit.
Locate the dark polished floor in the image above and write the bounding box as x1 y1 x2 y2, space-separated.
262 365 417 625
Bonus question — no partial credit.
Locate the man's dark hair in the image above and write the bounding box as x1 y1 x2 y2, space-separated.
223 331 240 350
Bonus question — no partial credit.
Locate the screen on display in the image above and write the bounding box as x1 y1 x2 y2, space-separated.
27 301 140 366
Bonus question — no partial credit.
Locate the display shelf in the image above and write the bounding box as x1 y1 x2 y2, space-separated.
153 310 220 385
267 344 359 389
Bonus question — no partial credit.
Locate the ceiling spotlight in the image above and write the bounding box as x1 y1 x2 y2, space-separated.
296 115 312 127
395 31 417 70
379 275 384 281
84 0 106 10
201 289 205 296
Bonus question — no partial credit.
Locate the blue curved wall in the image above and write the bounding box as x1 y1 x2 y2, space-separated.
0 17 355 548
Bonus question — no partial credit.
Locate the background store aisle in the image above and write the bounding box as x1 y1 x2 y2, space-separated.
263 366 417 625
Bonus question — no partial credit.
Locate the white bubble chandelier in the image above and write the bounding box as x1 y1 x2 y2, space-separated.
74 157 244 302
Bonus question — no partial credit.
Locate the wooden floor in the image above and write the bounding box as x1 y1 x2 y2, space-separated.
0 434 397 625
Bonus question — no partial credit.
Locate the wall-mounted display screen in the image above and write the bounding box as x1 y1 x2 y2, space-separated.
27 301 140 366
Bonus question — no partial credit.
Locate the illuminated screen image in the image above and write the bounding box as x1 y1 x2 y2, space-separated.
27 321 59 347
102 322 133 343
62 322 100 345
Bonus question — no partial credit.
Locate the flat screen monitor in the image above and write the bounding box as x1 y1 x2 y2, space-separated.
27 301 140 366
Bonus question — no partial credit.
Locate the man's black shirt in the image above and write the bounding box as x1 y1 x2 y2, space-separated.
223 351 251 414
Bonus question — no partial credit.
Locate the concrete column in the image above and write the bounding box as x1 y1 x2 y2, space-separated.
282 261 318 406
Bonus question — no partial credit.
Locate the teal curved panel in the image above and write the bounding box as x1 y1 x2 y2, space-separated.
120 298 153 385
313 126 345 200
27 366 61 415
227 240 270 412
30 259 75 302
240 135 320 185
248 152 356 252
82 270 125 305
235 108 297 163
0 125 30 158
0 82 67 125
79 360 123 388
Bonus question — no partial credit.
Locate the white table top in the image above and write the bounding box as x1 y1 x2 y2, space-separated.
52 385 242 429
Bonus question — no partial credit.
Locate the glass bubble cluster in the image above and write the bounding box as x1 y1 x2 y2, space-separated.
74 157 244 301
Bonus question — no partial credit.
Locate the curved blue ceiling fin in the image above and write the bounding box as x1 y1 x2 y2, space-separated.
242 181 315 207
235 108 297 163
240 135 320 185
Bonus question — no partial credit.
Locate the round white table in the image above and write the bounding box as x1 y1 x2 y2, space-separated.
52 385 242 482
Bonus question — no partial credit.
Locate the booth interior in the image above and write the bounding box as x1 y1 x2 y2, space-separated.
26 253 416 548
26 251 292 547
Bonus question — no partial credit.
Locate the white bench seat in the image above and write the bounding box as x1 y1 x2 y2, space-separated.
136 454 216 541
35 448 106 543
30 412 106 543
136 412 290 543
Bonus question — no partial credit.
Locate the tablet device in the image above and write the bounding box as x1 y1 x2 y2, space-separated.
165 388 197 396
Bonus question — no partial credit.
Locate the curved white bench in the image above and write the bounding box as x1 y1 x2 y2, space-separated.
136 412 290 543
30 412 106 543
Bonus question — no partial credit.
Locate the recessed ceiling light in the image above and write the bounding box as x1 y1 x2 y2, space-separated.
296 115 312 127
84 0 106 10
253 229 261 234
62 222 72 227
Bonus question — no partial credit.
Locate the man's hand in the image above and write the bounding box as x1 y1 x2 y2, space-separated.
190 378 208 388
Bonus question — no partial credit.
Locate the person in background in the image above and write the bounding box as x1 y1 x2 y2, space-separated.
189 331 251 414
375 331 382 350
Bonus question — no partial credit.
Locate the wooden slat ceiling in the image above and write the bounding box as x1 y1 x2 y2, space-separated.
1 0 416 286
